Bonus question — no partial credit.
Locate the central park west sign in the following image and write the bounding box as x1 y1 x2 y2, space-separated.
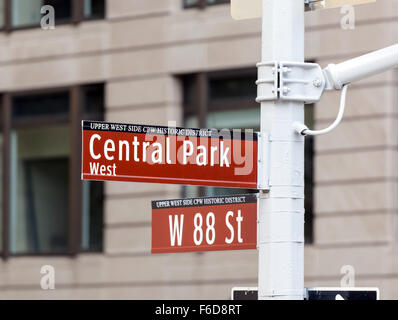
81 120 260 189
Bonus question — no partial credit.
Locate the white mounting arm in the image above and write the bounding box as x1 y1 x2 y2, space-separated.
293 44 398 136
324 44 398 90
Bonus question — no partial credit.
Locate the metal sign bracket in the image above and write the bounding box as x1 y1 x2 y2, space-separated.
256 61 325 104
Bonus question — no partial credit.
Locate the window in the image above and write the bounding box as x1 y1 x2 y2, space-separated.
44 0 72 22
12 0 40 28
84 0 105 19
11 127 70 254
0 0 4 28
184 0 230 9
12 0 72 28
182 70 315 243
1 0 105 31
13 91 69 119
1 84 104 257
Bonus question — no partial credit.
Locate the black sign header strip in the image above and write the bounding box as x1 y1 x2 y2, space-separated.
82 120 258 141
152 194 258 210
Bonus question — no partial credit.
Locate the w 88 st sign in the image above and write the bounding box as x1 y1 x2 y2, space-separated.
151 195 257 253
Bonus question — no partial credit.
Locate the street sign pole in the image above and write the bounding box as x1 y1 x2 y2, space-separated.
257 0 305 300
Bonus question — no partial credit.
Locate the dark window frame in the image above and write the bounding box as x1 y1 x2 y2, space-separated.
1 83 104 259
0 0 105 33
184 0 230 10
181 69 315 244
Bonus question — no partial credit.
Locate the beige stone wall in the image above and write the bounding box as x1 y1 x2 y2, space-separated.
0 0 397 299
305 1 398 300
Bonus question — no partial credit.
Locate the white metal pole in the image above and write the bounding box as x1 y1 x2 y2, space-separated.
258 0 305 300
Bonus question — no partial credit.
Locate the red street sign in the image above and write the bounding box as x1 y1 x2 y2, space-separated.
81 121 258 188
151 194 258 253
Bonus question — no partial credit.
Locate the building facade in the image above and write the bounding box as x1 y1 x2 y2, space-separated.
0 0 397 299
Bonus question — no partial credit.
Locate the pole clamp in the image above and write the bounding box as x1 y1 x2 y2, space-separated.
256 61 326 104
